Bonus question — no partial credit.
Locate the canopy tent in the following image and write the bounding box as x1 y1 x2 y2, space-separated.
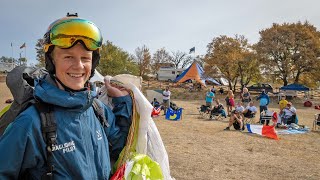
174 62 221 86
174 62 204 85
280 83 310 91
278 83 310 101
204 77 221 86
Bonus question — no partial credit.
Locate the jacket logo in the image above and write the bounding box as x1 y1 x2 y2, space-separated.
52 140 76 153
96 130 102 140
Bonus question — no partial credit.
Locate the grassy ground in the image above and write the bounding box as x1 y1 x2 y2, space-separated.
1 81 320 180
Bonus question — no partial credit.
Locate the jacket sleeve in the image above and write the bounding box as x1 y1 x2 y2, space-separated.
256 94 261 100
0 114 45 179
104 95 132 161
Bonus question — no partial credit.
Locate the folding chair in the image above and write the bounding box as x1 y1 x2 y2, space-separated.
244 114 256 124
197 105 211 119
243 110 256 124
209 108 226 120
259 110 273 125
313 114 320 131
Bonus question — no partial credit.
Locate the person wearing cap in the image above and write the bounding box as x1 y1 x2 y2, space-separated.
224 109 244 131
224 102 244 131
0 14 132 179
281 102 297 125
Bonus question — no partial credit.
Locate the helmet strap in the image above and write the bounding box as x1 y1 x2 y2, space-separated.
50 74 87 92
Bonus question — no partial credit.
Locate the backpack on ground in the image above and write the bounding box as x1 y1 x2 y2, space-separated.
0 66 108 179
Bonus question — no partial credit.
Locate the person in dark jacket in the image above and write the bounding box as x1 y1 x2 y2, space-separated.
0 14 132 179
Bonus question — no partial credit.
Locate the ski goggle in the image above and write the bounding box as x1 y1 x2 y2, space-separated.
44 18 103 52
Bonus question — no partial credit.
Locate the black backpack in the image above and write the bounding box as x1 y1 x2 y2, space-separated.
0 66 108 179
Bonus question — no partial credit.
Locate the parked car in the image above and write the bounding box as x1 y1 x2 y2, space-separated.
247 83 274 93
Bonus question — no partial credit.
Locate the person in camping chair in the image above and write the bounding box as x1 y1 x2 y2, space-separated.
151 98 161 108
210 99 227 118
0 14 132 179
281 102 297 125
243 101 258 118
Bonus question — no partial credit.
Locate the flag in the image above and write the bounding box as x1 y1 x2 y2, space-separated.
189 47 195 54
246 124 279 140
20 43 26 49
165 108 183 120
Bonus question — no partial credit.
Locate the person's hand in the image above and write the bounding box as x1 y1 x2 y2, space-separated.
104 76 129 97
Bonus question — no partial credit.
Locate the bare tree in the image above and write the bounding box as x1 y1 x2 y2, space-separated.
169 51 193 68
151 48 171 73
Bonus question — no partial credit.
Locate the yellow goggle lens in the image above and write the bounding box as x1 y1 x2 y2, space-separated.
45 18 102 52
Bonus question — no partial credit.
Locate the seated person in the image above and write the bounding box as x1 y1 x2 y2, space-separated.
224 109 244 131
210 99 227 118
231 102 245 115
151 98 161 108
280 102 297 125
243 102 258 118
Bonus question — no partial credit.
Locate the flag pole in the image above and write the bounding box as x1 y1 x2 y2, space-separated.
24 45 27 65
11 43 14 70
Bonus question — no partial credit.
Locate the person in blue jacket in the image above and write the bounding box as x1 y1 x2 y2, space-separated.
0 14 132 179
256 89 270 114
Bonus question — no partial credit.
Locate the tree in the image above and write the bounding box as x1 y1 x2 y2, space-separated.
205 35 254 91
237 51 261 89
98 41 139 76
35 38 45 67
134 45 151 77
256 21 320 86
151 48 171 74
169 51 193 69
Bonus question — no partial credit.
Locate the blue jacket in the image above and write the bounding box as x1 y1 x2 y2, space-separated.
0 76 132 179
256 92 270 106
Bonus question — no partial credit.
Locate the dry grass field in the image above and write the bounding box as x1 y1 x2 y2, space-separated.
1 79 320 180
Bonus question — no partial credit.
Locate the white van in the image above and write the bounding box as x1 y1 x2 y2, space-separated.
156 67 185 81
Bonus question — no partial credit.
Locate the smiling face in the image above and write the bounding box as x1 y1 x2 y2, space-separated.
52 43 93 90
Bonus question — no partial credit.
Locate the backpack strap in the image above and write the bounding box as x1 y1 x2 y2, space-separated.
34 102 56 180
92 98 110 128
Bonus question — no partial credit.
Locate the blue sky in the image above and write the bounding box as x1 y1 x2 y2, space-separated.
1 0 319 65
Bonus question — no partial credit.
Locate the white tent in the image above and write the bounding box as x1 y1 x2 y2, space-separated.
90 70 104 83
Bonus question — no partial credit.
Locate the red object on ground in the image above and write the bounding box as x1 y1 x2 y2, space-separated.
304 101 312 107
151 107 161 117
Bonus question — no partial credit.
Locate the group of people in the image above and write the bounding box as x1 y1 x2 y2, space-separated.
150 86 172 116
224 101 258 131
222 88 298 131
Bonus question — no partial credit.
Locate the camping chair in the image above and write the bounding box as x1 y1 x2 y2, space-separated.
197 105 211 119
313 114 320 131
243 111 256 124
209 109 226 120
259 110 273 126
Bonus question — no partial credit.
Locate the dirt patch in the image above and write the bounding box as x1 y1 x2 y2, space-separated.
0 75 6 82
1 82 320 180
